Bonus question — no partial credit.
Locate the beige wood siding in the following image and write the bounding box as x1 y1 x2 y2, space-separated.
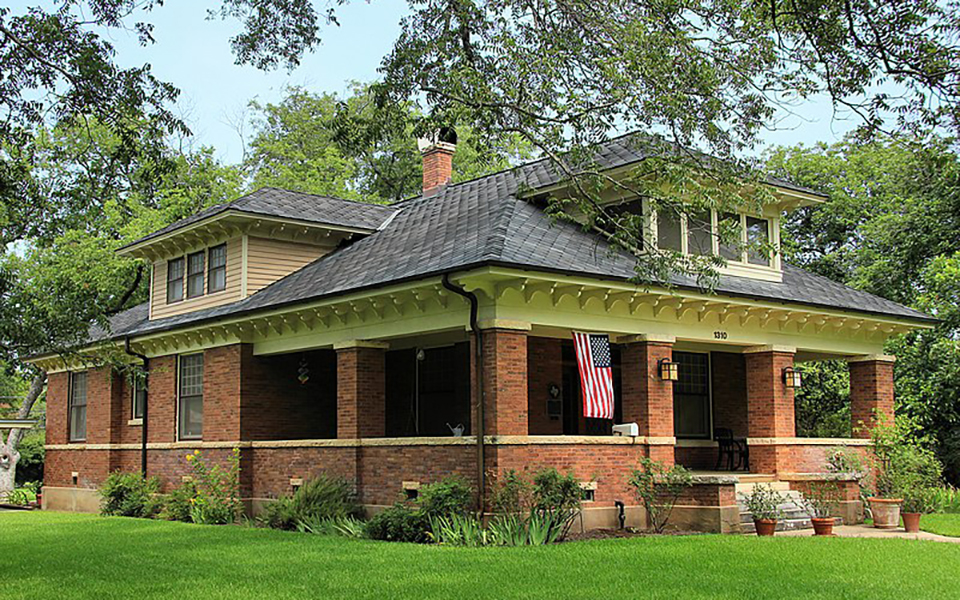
245 236 330 295
150 237 243 320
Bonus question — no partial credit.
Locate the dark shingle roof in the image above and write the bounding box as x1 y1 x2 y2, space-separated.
100 153 932 341
120 187 398 250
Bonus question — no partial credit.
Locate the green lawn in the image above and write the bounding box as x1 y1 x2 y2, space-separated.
922 513 960 537
3 513 960 599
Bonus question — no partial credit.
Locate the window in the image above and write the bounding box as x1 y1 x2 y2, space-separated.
746 216 771 266
186 251 205 298
673 352 711 439
178 354 204 440
69 372 88 442
687 211 713 256
167 257 185 303
717 212 742 261
656 209 683 251
132 378 146 420
208 244 227 293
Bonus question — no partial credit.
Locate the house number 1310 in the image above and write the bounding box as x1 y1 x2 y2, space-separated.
713 331 728 340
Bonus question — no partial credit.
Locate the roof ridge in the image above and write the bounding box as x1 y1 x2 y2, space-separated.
251 186 396 210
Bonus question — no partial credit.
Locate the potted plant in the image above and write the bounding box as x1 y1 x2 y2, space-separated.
868 417 943 529
867 420 905 528
801 480 840 536
741 483 785 536
901 485 942 533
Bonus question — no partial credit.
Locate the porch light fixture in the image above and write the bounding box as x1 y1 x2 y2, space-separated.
658 358 679 381
782 366 802 388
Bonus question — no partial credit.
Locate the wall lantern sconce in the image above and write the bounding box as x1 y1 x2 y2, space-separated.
783 366 802 388
658 358 679 381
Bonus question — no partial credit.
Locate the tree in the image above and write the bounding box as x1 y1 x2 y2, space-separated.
244 84 532 203
767 136 960 482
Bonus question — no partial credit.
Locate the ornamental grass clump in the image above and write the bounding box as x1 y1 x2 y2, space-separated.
259 474 362 530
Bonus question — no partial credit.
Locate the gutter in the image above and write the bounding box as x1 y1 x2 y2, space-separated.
441 274 485 516
123 338 149 477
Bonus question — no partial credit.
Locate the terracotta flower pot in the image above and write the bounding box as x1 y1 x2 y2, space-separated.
754 519 777 536
902 512 922 533
811 517 835 536
868 497 903 529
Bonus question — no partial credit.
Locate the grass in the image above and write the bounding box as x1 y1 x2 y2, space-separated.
922 513 960 537
3 512 960 600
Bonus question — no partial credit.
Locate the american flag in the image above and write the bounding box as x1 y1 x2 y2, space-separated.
572 332 615 420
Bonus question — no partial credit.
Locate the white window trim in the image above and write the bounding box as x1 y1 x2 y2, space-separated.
68 371 88 443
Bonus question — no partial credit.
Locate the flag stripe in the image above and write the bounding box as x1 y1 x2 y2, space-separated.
572 332 615 420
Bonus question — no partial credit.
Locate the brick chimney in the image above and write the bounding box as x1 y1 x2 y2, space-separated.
419 127 457 196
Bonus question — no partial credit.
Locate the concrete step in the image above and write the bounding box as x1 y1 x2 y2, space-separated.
735 481 791 494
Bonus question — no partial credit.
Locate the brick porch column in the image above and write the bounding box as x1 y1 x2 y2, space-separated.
848 355 896 438
744 345 796 473
334 340 388 438
478 320 529 436
620 334 676 466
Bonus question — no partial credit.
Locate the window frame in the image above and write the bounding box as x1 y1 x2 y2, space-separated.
68 371 88 442
653 208 778 271
207 243 227 293
131 377 146 422
166 257 185 304
177 353 204 441
186 251 206 299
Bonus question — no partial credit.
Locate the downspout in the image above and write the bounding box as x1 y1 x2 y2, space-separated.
441 273 485 516
124 338 149 477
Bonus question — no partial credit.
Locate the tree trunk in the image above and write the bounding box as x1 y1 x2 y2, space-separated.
0 373 45 500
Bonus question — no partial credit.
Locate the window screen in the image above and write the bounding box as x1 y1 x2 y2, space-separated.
687 211 713 256
657 210 683 251
717 212 742 261
69 372 88 441
747 217 771 266
167 258 184 303
178 354 204 439
187 251 205 298
673 352 711 439
208 244 227 293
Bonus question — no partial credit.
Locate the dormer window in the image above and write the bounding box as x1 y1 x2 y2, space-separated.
167 257 185 303
652 208 775 270
187 251 205 298
208 244 227 292
746 216 771 266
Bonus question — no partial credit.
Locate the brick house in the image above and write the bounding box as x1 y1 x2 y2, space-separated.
31 135 933 532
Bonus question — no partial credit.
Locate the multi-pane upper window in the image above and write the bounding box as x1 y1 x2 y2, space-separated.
165 244 228 305
208 244 227 293
167 257 185 303
653 207 773 268
69 371 88 442
178 354 204 440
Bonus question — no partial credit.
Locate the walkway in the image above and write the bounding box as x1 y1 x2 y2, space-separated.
778 523 960 543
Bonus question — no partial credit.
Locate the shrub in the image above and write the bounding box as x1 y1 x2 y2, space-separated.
490 469 532 515
417 475 474 519
14 433 44 485
532 468 581 515
627 458 693 533
741 483 785 521
185 448 241 525
365 504 430 543
99 471 162 518
159 481 197 522
902 485 944 514
259 475 362 530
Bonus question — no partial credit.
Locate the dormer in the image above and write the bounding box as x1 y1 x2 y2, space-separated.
117 188 397 320
528 167 825 284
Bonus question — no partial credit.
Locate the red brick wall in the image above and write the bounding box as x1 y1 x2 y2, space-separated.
202 345 242 442
360 445 477 505
528 337 563 435
745 350 796 439
46 372 70 445
336 346 386 438
849 359 895 438
621 341 674 464
147 356 177 443
482 329 528 436
45 449 111 489
712 352 747 437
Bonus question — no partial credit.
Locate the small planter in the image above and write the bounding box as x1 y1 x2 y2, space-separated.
868 498 903 529
811 517 835 536
754 519 777 536
902 512 922 533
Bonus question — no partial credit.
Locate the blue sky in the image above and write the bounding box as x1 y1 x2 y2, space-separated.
14 1 862 164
